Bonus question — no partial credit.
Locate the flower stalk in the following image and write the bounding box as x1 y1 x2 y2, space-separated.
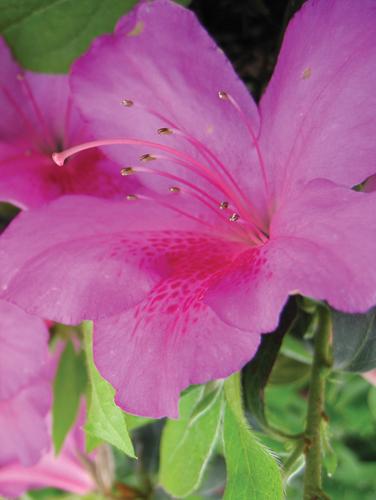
303 306 332 500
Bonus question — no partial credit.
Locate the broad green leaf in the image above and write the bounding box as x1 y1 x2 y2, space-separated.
124 413 154 432
243 299 296 428
332 307 376 372
159 384 223 498
0 0 138 73
82 321 135 458
223 373 283 500
269 354 311 385
52 340 86 454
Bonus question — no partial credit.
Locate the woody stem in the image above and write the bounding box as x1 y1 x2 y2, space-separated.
303 306 332 500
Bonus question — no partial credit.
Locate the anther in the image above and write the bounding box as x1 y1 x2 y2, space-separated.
219 201 229 210
16 73 25 81
169 186 181 193
126 194 138 201
157 127 173 135
229 213 240 222
139 153 156 162
121 99 134 107
218 90 229 100
120 167 135 176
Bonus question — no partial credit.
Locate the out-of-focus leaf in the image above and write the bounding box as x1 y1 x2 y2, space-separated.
0 0 138 73
223 373 283 500
368 387 376 420
124 413 154 432
243 299 297 428
159 384 223 498
332 307 376 372
82 321 135 458
269 354 311 385
52 340 86 454
280 334 312 365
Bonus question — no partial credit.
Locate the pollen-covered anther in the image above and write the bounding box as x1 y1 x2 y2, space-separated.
157 127 173 135
139 153 157 162
218 90 229 100
229 212 240 222
121 99 134 107
169 186 181 193
219 201 229 210
120 167 135 176
126 194 138 201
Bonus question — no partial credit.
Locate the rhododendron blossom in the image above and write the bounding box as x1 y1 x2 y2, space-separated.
0 0 375 418
0 38 126 209
0 405 96 498
0 300 50 467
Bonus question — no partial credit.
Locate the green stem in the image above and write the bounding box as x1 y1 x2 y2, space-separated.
303 307 332 500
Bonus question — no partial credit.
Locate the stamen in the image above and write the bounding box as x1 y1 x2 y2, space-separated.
219 201 229 210
120 98 260 220
169 186 181 193
218 90 229 100
157 127 173 135
139 153 157 162
120 167 135 176
229 213 240 222
121 99 134 107
125 194 138 201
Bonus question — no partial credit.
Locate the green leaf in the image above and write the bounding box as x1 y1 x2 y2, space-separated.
223 373 283 500
52 340 86 454
332 307 376 372
0 0 138 73
82 321 135 458
159 384 223 498
124 413 154 432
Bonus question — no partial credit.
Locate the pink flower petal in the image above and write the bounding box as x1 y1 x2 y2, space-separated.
94 234 260 418
0 404 95 498
0 300 48 400
259 0 376 198
0 37 125 208
0 195 205 323
206 181 376 331
71 0 266 213
0 380 51 467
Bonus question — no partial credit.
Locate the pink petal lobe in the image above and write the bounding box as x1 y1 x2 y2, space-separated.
71 0 266 211
0 380 51 467
0 196 207 323
0 300 48 400
94 234 260 418
260 0 376 196
0 404 95 498
206 181 376 332
0 37 125 208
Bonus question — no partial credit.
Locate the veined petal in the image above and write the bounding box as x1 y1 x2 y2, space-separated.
71 0 265 209
206 181 376 331
0 142 127 209
0 195 216 323
0 301 48 400
260 0 376 198
94 235 259 418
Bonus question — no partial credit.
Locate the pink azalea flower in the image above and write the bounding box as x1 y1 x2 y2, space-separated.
0 38 127 209
0 0 376 418
0 404 96 498
0 300 50 467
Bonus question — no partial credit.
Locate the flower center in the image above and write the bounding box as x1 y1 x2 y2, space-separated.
52 91 269 245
